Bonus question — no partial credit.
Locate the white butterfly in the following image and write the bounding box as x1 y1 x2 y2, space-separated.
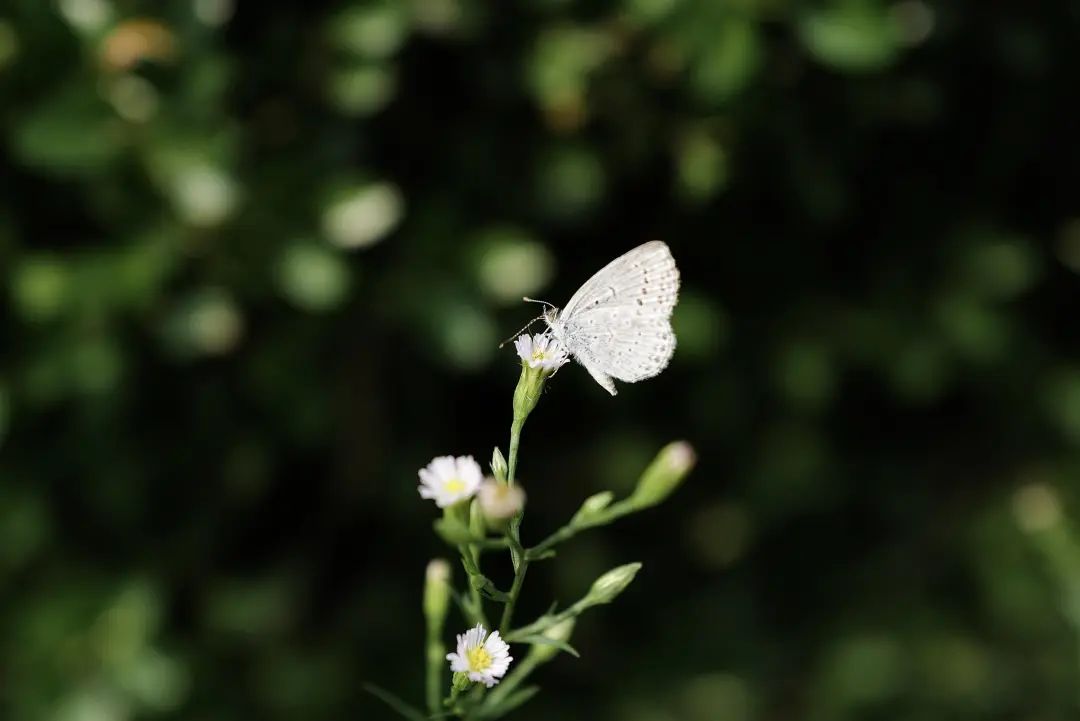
532 241 680 396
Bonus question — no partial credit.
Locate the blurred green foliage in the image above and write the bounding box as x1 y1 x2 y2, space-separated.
3 0 1080 719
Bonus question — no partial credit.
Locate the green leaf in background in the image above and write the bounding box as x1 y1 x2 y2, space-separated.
13 81 123 176
276 242 353 312
799 0 900 73
0 19 18 70
689 19 761 103
514 633 580 658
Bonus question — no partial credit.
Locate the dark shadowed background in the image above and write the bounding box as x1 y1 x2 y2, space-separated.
4 0 1080 719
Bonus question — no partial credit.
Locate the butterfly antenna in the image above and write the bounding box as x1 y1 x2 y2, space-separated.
522 296 557 311
498 314 545 348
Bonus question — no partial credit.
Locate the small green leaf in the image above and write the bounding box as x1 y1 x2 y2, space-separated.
362 683 426 721
504 614 559 642
482 685 541 718
472 576 510 602
459 549 481 577
517 633 580 658
481 588 510 602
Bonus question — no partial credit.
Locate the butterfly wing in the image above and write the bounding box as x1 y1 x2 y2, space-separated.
556 241 679 394
577 354 619 396
560 241 678 319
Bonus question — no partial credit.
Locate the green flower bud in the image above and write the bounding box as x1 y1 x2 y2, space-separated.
433 515 475 545
584 562 642 607
451 671 472 692
512 364 545 421
629 441 696 510
423 559 452 631
510 333 569 420
571 491 615 526
491 446 508 483
469 496 486 537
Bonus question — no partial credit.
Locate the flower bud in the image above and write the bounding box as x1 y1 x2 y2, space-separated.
478 479 525 528
491 447 508 483
451 671 472 692
584 562 642 607
629 441 696 510
469 495 486 537
433 515 475 545
423 559 452 632
571 491 614 526
528 617 576 664
512 364 544 420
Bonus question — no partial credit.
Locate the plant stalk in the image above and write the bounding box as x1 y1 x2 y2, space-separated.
425 623 445 714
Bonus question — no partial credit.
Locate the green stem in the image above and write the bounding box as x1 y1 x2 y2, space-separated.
527 505 635 560
468 582 485 626
425 626 444 714
526 524 579 560
500 413 530 631
474 538 511 551
504 598 588 642
477 649 542 715
458 545 489 628
446 683 465 716
499 558 528 633
507 416 524 484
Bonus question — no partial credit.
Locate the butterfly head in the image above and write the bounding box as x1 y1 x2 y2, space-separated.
497 298 561 348
523 297 560 327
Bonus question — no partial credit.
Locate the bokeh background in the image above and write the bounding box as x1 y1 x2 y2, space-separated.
5 0 1080 719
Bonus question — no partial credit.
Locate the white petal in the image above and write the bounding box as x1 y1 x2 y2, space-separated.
514 335 532 360
446 652 466 672
431 456 457 479
457 456 484 485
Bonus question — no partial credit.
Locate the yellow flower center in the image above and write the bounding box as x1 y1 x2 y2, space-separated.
444 478 465 493
531 350 547 362
466 645 492 672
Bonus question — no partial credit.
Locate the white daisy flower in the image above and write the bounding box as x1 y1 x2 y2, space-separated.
514 332 569 372
447 623 513 688
418 455 483 508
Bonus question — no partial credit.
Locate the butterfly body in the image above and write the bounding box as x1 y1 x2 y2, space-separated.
543 241 680 396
